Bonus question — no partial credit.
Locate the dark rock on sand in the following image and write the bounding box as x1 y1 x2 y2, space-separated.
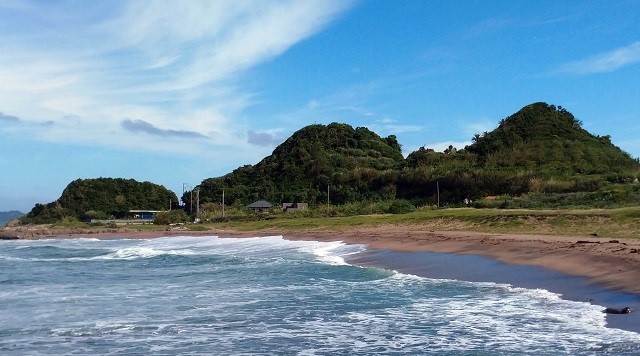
604 307 632 314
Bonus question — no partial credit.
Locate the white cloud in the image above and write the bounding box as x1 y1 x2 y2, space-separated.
105 1 353 92
461 119 495 137
561 41 640 74
0 1 354 155
247 130 285 147
419 140 472 153
368 123 423 135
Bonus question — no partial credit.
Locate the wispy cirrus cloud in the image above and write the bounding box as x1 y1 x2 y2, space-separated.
0 1 354 155
560 41 640 74
105 0 355 93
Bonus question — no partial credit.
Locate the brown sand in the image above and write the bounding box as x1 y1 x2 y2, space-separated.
3 224 640 295
284 227 640 295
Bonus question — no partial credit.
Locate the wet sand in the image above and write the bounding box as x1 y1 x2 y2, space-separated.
348 249 640 333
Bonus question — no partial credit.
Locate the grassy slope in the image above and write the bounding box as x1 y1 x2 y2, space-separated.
200 207 640 240
11 207 639 240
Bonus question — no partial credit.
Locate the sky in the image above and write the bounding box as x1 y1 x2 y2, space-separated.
1 0 640 212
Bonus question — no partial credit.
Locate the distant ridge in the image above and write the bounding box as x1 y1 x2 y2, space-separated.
0 210 23 226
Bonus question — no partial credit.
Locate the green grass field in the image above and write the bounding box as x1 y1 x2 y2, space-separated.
35 206 640 240
195 206 640 239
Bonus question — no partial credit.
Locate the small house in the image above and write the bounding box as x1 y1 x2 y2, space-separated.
129 210 161 220
248 200 272 213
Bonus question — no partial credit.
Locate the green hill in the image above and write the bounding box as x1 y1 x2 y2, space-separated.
465 102 638 176
190 123 404 207
398 102 639 205
21 178 178 224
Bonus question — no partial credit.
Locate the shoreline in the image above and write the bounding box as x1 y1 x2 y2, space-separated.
7 226 640 294
4 225 640 331
347 248 640 333
282 228 640 295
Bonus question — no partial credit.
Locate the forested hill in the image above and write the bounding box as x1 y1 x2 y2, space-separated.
465 102 638 175
194 123 405 206
188 102 639 208
21 178 178 224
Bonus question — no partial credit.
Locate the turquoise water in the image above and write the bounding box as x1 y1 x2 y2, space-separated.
1 236 640 355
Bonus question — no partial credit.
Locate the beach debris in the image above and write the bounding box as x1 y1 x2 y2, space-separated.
604 307 632 314
0 234 20 240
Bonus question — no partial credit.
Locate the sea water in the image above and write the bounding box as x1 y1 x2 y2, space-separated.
1 236 639 355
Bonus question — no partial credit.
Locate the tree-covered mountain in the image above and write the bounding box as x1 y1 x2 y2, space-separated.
188 103 639 208
0 210 23 226
21 178 178 224
465 102 638 175
188 123 404 207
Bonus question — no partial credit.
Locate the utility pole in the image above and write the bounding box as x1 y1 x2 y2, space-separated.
327 185 330 209
169 199 172 211
182 183 188 207
222 190 225 218
196 188 200 218
437 181 440 208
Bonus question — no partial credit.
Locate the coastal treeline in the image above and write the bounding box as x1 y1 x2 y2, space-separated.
184 102 639 209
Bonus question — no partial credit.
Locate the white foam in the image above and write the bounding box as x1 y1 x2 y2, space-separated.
0 254 26 262
306 241 350 265
151 235 368 266
107 247 192 260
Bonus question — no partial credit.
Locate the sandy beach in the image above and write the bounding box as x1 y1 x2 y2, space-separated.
5 224 640 295
282 227 640 296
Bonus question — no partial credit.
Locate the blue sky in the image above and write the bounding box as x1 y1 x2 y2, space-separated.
1 0 640 212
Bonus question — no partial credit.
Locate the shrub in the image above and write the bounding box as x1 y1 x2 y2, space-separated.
52 216 88 228
81 210 109 222
386 200 416 214
153 210 190 225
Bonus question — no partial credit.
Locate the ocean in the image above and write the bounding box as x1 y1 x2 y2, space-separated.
1 235 640 355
